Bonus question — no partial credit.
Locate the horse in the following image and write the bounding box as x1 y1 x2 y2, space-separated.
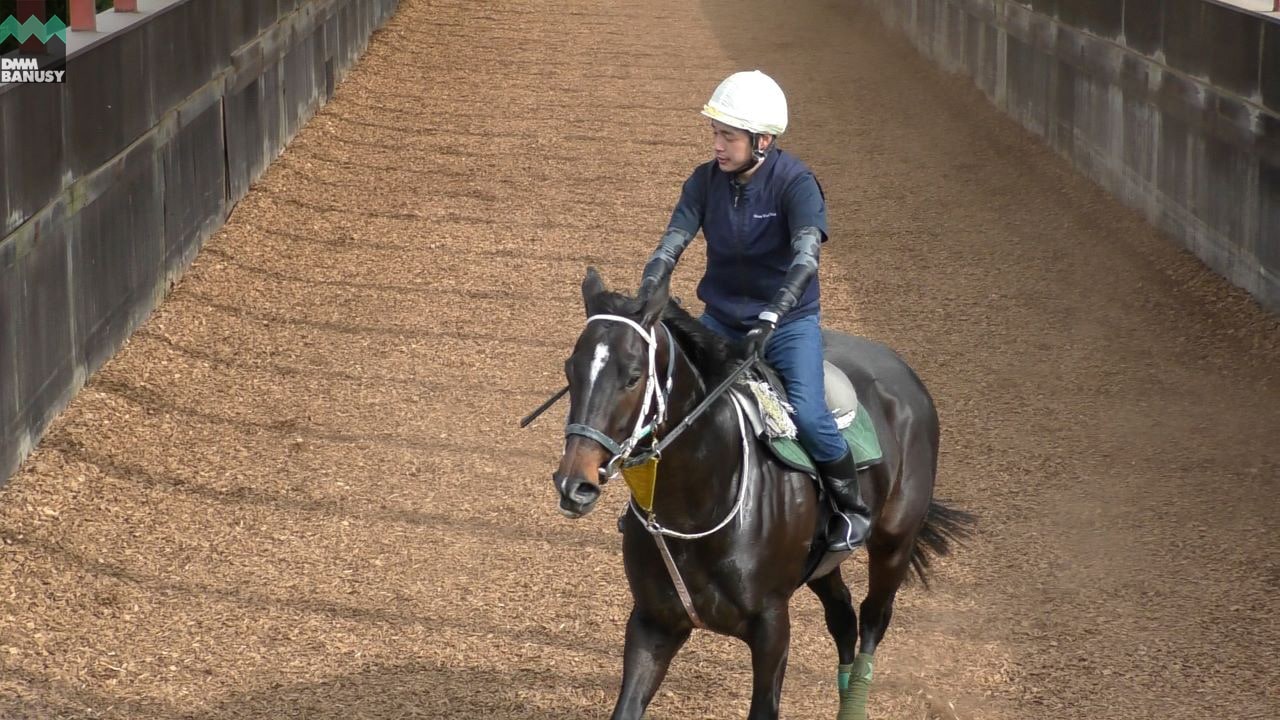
551 268 972 720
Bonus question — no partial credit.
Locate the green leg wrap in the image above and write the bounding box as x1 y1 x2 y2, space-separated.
836 653 874 720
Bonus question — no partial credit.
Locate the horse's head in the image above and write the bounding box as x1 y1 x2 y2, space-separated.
554 267 670 518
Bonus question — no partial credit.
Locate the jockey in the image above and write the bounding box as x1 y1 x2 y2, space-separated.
637 70 872 552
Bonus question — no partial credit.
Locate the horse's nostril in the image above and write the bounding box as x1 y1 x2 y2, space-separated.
570 481 601 505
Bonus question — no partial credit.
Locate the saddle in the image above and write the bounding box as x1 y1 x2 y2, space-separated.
732 360 884 475
730 360 884 579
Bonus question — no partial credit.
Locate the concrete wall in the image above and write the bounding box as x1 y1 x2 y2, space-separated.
856 0 1280 313
0 0 400 485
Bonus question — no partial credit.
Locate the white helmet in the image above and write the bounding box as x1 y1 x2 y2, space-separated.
701 70 788 136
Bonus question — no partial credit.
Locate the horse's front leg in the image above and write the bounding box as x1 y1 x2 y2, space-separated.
745 604 791 720
610 608 690 720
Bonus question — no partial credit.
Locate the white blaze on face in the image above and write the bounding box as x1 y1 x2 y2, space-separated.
588 343 610 390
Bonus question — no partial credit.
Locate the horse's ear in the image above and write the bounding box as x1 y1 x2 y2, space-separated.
582 266 607 316
639 275 669 328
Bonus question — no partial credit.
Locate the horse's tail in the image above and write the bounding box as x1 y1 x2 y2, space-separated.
910 500 976 588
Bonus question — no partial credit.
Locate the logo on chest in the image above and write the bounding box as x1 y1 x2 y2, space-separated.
752 212 778 220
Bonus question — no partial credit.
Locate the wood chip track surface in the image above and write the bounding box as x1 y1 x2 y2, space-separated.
2 1 1278 718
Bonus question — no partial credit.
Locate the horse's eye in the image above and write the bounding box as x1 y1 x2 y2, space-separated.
625 373 643 390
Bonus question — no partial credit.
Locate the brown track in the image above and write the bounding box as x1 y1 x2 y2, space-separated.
2 1 1277 717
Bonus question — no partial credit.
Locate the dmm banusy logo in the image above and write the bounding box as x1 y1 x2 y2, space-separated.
2 55 64 83
0 2 68 84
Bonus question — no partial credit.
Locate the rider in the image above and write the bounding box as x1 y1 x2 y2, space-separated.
636 70 873 552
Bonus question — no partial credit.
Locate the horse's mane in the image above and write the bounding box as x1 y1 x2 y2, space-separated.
590 291 742 386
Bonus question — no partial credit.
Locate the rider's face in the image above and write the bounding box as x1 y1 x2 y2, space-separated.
711 120 768 172
712 121 751 171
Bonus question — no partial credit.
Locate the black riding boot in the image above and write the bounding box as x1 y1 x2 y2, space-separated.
816 449 872 552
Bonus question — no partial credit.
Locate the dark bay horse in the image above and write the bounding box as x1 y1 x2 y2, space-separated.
552 268 971 720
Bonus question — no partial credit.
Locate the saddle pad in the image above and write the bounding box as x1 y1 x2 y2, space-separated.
766 400 883 474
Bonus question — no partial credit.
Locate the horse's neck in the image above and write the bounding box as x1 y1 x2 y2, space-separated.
651 335 744 525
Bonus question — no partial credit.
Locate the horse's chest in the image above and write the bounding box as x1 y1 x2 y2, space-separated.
627 535 787 627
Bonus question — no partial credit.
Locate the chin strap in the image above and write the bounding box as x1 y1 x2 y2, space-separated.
730 134 774 177
750 132 769 163
716 133 777 178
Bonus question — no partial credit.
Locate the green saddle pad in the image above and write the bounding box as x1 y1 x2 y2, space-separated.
766 401 883 475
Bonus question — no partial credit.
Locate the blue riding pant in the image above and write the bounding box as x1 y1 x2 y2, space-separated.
699 313 849 464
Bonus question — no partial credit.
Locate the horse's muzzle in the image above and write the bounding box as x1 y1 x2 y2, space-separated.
554 472 602 518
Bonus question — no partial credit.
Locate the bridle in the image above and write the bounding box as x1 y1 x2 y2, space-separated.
562 314 676 481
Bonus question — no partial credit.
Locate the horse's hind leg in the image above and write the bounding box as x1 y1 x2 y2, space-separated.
808 568 870 717
809 567 869 720
841 495 928 720
610 609 690 720
861 447 933 656
859 532 914 656
807 567 858 664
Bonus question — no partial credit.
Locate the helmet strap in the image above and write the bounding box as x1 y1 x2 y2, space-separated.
750 132 769 162
730 133 772 178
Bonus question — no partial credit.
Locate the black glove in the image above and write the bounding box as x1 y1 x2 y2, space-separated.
639 229 694 301
637 274 663 302
743 311 779 358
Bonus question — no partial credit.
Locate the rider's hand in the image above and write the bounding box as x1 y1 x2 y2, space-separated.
743 311 778 358
637 276 660 302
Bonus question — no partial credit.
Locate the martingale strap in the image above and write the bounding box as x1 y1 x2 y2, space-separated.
628 394 753 630
652 532 705 629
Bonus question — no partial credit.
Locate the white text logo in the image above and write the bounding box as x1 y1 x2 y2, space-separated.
1 57 65 83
